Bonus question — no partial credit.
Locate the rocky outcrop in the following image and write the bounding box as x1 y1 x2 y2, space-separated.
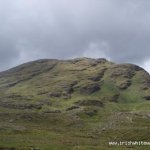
143 96 150 100
75 100 103 107
80 83 101 94
117 80 131 90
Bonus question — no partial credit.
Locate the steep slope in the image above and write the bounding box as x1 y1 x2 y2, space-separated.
0 58 150 150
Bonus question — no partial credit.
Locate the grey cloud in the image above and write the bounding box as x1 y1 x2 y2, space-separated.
0 0 150 72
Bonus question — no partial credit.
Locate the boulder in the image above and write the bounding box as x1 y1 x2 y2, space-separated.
143 96 150 100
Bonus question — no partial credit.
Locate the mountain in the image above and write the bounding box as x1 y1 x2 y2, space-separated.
0 58 150 150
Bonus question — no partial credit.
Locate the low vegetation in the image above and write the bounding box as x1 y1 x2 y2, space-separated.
0 58 149 150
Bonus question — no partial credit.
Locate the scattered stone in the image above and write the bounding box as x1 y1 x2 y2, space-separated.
9 119 15 123
147 114 150 118
102 128 106 131
30 147 40 150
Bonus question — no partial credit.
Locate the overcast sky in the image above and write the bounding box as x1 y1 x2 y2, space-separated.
0 0 150 72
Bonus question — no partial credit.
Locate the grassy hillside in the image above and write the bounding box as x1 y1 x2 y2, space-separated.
0 58 150 150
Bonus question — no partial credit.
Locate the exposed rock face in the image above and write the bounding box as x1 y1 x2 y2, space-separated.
0 57 149 111
80 83 101 94
117 80 132 90
141 72 150 90
0 58 149 149
110 65 135 79
88 68 107 81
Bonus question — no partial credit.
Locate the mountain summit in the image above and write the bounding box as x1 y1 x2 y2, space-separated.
0 58 150 149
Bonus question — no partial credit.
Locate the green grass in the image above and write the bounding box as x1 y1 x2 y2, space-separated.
0 107 149 150
0 58 150 149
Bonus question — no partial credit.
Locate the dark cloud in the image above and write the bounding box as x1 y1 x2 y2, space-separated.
0 0 150 72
